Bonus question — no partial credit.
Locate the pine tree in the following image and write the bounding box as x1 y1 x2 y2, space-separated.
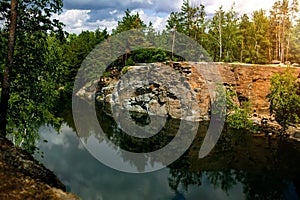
269 0 298 62
166 0 207 47
290 19 300 63
252 9 271 63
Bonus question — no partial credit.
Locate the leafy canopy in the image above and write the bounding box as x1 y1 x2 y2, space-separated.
268 68 300 129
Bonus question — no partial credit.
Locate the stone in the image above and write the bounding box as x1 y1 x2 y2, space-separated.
83 62 300 122
128 105 147 114
148 100 167 116
294 131 300 138
167 99 182 119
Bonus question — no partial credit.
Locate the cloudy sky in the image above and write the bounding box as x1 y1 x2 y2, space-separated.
55 0 278 34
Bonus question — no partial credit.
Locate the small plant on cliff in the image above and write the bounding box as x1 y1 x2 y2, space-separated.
268 68 300 130
121 66 130 74
213 84 256 132
102 71 111 78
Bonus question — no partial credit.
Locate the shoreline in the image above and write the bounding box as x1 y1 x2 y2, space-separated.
0 136 80 200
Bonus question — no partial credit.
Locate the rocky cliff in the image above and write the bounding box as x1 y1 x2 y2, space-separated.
93 62 300 122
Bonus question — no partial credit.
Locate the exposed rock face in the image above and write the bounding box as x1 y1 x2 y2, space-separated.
93 62 300 121
97 63 201 121
216 63 300 115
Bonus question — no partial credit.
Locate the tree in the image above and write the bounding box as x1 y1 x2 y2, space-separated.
0 0 18 137
222 6 240 62
290 19 300 63
268 68 300 130
251 9 271 63
207 6 239 62
269 0 299 62
286 0 299 61
239 14 251 63
166 0 207 47
112 9 147 67
112 9 146 34
0 0 64 152
59 29 109 94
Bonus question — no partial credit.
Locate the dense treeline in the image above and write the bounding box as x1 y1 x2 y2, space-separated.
0 0 300 151
167 0 300 64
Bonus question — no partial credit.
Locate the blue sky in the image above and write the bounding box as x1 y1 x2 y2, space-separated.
54 0 278 34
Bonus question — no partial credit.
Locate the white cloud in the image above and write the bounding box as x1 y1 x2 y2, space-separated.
57 0 283 34
202 0 276 15
53 9 118 34
131 9 169 31
109 10 118 15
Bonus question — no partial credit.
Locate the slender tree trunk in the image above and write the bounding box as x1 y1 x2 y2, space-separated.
219 13 222 61
171 29 176 60
286 31 291 62
281 18 286 62
0 0 18 137
278 31 281 60
240 39 244 63
276 29 279 60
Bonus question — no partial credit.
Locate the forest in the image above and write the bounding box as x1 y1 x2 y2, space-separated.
0 0 300 152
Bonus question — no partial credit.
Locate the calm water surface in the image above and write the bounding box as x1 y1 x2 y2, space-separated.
35 101 300 200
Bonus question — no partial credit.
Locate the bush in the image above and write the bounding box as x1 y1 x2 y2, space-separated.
213 84 256 132
268 68 300 129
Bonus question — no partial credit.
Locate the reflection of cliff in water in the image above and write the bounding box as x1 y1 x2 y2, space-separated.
67 97 300 199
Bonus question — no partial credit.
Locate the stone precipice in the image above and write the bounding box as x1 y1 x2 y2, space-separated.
78 62 300 121
215 63 300 115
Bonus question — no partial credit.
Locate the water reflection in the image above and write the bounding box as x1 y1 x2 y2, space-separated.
36 124 247 200
35 100 300 199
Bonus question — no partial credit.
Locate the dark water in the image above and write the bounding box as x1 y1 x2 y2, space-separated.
35 100 300 200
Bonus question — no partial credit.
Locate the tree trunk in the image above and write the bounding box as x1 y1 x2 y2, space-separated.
240 39 244 63
281 18 286 63
219 13 222 61
286 32 291 62
276 29 279 60
0 0 18 137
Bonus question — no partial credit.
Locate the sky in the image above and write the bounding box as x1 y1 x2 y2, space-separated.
54 0 278 34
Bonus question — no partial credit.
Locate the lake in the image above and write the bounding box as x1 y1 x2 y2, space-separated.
34 99 300 200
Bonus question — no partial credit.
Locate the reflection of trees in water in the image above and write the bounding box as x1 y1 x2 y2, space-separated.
168 155 202 193
205 170 286 199
206 170 238 194
165 127 300 199
167 163 291 200
239 172 286 200
60 98 300 198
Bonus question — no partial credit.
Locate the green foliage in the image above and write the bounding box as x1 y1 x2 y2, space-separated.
207 6 241 62
226 101 256 131
290 19 300 63
165 0 299 64
166 0 208 48
102 71 111 77
1 0 300 153
130 48 169 63
0 0 64 152
214 84 256 132
268 68 300 129
238 10 271 64
0 30 7 84
51 29 109 94
121 66 130 74
112 9 146 34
